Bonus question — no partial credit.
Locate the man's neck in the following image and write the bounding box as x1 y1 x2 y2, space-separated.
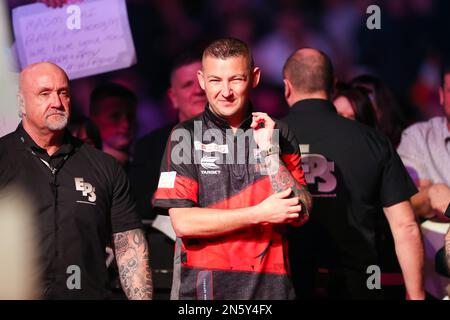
207 104 247 133
103 145 129 166
288 92 329 107
22 121 64 156
229 116 245 133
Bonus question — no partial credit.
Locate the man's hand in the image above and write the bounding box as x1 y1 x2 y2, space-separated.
255 188 301 224
429 183 450 219
37 0 81 8
251 112 275 150
113 228 153 300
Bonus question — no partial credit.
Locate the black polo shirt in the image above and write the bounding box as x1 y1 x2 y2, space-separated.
0 124 142 299
282 99 417 298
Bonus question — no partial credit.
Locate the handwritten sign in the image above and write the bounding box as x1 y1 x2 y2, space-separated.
0 70 20 138
0 1 19 137
12 0 137 80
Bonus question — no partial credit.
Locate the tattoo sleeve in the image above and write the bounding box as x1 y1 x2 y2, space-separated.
113 228 153 299
263 151 313 220
446 227 450 274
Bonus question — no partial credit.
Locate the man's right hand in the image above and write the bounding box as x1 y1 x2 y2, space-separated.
428 183 450 221
255 188 301 224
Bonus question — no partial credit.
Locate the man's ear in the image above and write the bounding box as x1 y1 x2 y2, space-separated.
168 87 178 110
17 93 25 117
283 79 291 100
252 67 261 88
197 70 206 90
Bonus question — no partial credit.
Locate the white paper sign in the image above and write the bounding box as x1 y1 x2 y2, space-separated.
0 71 20 138
12 0 137 80
152 215 176 242
0 1 20 138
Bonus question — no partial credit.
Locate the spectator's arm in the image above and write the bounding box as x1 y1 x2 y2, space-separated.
384 201 425 300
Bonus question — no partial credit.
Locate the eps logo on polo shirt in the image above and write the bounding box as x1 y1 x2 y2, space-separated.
300 144 337 197
74 177 97 204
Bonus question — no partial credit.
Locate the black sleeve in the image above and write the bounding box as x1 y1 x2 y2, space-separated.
378 133 418 207
110 161 143 233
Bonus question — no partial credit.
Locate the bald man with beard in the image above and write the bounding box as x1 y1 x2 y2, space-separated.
0 62 153 299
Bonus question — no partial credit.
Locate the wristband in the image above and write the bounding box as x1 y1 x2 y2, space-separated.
260 144 280 158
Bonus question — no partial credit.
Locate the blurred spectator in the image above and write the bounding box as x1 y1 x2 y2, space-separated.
409 51 443 120
130 53 205 220
128 52 206 299
322 0 369 78
90 83 137 168
356 0 435 119
110 68 166 138
351 74 406 147
333 82 377 127
254 8 334 86
5 0 448 141
69 116 102 150
397 64 450 221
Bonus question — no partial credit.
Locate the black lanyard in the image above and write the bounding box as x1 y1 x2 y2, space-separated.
20 136 71 175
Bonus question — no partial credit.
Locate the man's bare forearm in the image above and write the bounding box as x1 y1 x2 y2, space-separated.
169 206 259 238
113 229 153 300
263 152 312 217
393 223 424 299
384 202 425 299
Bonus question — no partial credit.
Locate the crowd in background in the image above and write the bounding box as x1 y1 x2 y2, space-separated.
7 0 450 138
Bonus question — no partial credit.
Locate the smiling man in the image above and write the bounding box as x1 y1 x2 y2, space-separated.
0 62 152 299
153 38 312 300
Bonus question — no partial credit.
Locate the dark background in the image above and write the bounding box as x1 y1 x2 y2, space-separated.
7 0 450 140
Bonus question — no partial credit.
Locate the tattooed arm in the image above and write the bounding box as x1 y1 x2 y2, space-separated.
263 152 312 225
113 228 153 299
251 112 312 226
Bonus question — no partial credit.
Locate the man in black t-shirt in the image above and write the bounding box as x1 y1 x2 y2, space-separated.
0 62 152 299
282 48 424 299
